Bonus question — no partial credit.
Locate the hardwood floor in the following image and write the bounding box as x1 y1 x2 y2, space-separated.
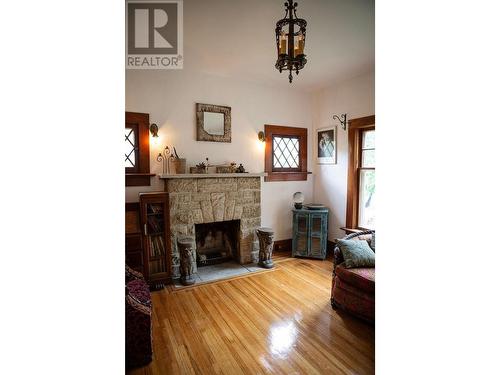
128 255 375 375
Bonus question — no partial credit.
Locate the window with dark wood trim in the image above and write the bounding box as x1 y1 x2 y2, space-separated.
346 115 375 229
125 123 139 173
125 111 154 186
264 124 308 182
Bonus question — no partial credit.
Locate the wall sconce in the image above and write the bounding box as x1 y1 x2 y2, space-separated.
333 114 347 131
149 123 159 137
258 131 265 142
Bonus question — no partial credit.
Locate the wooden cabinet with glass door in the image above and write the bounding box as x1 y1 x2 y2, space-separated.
292 208 328 259
139 192 171 288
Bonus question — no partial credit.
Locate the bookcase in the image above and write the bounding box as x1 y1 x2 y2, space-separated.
126 202 144 274
139 192 171 288
292 208 328 259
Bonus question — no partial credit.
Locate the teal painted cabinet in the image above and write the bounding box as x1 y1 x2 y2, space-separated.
292 208 328 259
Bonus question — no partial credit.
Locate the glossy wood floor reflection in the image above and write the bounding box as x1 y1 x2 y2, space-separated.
129 254 375 375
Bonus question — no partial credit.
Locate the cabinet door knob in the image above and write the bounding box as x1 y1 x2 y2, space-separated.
144 224 147 236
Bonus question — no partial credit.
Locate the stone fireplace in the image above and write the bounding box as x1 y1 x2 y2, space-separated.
161 175 263 279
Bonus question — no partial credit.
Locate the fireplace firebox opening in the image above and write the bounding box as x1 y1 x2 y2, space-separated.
194 220 240 267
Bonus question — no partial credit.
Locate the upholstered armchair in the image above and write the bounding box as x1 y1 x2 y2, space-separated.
331 230 375 323
126 265 153 368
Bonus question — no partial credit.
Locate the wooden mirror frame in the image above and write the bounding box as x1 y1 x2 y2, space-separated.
196 103 231 143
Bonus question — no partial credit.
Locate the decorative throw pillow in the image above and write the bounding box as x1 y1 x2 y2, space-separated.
337 239 375 268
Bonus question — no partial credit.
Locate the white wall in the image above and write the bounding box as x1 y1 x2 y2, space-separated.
125 69 313 241
126 69 374 242
311 71 375 240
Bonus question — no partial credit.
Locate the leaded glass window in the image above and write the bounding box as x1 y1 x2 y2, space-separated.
273 136 300 170
264 124 307 182
125 127 137 168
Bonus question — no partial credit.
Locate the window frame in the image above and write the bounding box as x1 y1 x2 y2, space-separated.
125 123 139 174
345 115 375 230
358 129 375 229
264 124 308 182
125 111 154 187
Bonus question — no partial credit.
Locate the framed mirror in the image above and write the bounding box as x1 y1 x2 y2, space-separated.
196 103 231 142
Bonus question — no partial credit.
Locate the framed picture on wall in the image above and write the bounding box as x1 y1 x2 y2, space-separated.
317 126 337 164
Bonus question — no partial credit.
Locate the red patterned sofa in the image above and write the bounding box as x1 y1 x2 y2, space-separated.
331 230 375 323
126 265 152 368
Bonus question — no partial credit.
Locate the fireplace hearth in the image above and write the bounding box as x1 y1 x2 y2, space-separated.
195 220 240 266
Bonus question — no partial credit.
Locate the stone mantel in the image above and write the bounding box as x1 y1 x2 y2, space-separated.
162 176 263 279
159 173 267 179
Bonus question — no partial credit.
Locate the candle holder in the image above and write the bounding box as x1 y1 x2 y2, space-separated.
157 146 175 174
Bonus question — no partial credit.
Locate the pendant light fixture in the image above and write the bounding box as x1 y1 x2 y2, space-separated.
275 1 307 83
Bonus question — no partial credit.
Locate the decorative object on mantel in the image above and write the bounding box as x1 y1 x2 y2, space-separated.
257 227 275 269
190 165 205 174
216 163 235 173
189 159 243 174
157 146 186 174
156 146 174 174
235 164 246 173
216 166 232 174
190 158 210 174
317 126 337 164
333 114 347 131
214 162 248 174
293 192 305 209
177 236 196 286
275 0 307 83
170 147 186 174
170 159 186 174
196 103 231 143
214 162 236 173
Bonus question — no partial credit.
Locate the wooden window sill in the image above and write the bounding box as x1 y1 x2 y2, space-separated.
264 171 312 182
126 173 155 187
340 227 364 234
340 227 374 235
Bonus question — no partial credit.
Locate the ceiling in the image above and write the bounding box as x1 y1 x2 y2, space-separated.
182 0 374 92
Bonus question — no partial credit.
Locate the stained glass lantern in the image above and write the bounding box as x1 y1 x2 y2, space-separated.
275 1 307 83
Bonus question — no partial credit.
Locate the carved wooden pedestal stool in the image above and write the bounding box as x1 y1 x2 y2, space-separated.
256 227 275 269
177 236 196 286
